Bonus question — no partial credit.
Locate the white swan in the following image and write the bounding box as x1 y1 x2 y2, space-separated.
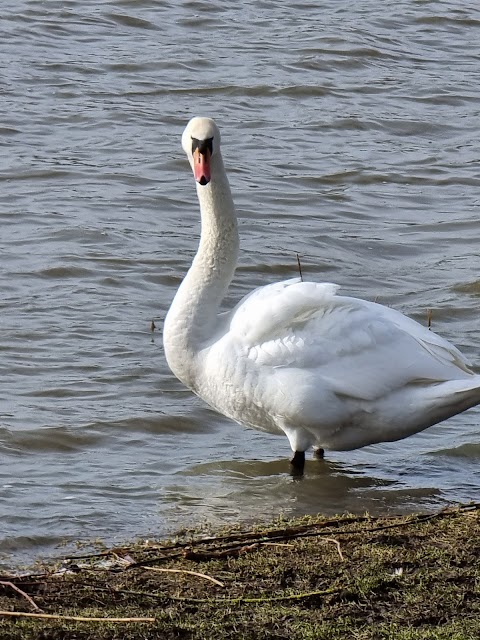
164 116 480 472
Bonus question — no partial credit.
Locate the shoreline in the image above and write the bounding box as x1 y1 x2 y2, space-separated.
1 503 479 639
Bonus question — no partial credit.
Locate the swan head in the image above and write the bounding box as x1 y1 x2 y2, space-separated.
182 117 221 186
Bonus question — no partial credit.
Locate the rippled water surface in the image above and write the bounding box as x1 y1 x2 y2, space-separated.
1 0 480 568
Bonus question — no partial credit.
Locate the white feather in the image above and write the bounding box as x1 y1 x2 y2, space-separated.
164 117 480 459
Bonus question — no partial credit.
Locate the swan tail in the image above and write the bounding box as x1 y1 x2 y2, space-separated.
397 375 480 436
428 375 480 414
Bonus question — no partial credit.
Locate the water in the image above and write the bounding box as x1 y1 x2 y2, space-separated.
1 0 480 569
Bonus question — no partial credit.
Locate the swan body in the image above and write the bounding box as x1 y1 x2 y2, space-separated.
164 116 480 470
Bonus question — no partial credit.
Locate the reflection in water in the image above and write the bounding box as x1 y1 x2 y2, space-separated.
164 456 441 533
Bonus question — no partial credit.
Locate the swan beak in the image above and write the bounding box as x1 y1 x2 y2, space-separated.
193 147 211 186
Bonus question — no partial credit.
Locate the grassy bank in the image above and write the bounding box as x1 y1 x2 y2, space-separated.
1 503 479 639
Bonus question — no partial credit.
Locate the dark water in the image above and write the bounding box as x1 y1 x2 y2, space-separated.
1 0 480 568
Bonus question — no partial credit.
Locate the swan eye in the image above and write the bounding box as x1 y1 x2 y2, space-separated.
191 136 213 156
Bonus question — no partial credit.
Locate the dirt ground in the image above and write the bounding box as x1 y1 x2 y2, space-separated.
1 503 479 639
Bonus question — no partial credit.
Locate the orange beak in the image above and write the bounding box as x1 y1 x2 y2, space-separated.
193 147 211 186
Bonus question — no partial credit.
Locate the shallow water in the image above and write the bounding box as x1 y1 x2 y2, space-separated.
1 0 480 568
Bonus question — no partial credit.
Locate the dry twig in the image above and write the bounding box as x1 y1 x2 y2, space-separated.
167 585 343 604
0 581 42 612
322 537 344 561
296 253 303 281
141 566 225 587
0 611 155 622
183 542 260 561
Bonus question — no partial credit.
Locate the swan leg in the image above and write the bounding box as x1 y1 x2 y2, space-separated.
290 450 305 474
313 447 325 459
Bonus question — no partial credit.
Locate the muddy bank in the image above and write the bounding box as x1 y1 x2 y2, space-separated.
1 503 479 639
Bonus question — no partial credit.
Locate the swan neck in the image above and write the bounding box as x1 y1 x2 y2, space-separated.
164 153 238 388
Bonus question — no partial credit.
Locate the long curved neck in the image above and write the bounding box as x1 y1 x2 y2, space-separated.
164 152 239 389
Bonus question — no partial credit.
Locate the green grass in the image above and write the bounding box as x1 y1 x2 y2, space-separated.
1 504 479 639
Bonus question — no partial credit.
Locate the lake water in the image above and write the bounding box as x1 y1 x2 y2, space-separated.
1 0 480 569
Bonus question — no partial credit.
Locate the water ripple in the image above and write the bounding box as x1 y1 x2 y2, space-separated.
0 0 479 569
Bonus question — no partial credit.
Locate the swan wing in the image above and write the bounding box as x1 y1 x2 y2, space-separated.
227 279 472 402
366 298 472 371
229 277 339 345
